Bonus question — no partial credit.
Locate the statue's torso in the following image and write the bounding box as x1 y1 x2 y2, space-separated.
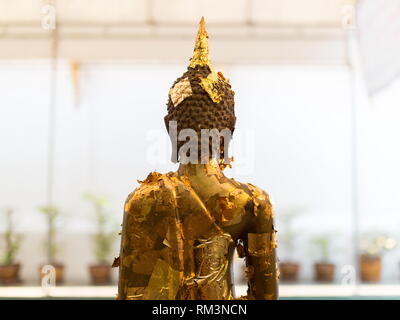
117 167 274 300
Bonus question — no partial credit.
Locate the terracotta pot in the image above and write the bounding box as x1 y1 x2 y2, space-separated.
314 263 335 282
279 262 300 282
360 255 381 282
38 263 65 285
89 264 112 285
0 264 21 285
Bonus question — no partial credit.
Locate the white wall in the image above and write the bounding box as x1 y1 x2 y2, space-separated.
1 60 399 283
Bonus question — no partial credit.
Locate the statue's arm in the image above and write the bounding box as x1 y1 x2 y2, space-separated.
243 188 278 300
117 189 155 300
117 174 174 300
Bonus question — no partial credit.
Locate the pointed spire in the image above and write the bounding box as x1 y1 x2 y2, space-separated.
189 17 212 68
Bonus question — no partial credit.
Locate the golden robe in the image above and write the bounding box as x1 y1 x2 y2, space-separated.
117 163 278 300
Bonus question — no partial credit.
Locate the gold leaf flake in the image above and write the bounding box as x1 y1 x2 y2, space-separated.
248 233 271 257
142 259 180 300
126 287 145 300
163 238 171 248
169 77 192 107
200 72 223 103
112 256 120 268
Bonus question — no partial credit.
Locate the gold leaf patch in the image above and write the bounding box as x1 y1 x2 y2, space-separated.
169 78 192 107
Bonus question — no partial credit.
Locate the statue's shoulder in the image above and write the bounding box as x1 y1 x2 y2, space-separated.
244 182 271 201
124 171 178 220
228 177 270 200
233 180 274 217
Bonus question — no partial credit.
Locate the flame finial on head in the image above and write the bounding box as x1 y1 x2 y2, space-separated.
165 17 236 163
189 17 212 68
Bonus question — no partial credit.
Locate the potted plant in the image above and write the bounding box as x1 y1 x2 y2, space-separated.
310 234 336 282
84 193 116 285
0 209 23 284
38 205 65 284
277 207 305 282
359 234 396 282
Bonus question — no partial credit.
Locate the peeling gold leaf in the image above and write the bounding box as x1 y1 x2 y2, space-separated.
112 256 120 268
126 287 145 300
248 233 272 257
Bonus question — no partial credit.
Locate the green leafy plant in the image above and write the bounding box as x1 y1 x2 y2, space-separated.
1 209 22 266
84 193 116 264
38 205 60 264
360 233 396 258
310 234 334 263
277 206 306 260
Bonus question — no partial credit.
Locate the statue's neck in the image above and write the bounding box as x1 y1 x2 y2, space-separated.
177 162 224 179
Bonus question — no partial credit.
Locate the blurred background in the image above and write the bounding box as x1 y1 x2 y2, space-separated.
1 0 400 299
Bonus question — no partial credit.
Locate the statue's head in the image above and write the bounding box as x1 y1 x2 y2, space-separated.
164 17 236 164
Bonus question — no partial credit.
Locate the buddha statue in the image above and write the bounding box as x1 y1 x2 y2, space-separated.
116 17 278 300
